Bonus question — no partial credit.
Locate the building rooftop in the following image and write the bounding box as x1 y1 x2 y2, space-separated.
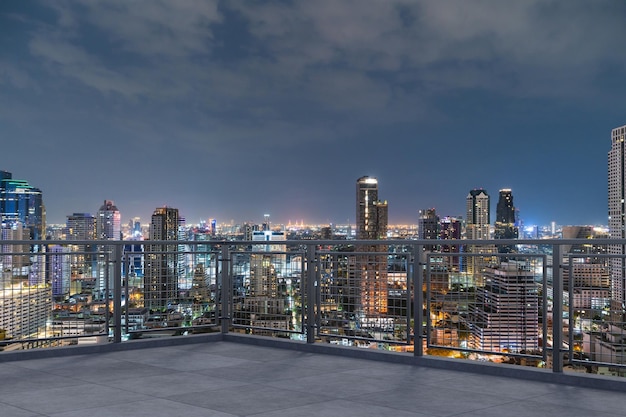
1 334 625 417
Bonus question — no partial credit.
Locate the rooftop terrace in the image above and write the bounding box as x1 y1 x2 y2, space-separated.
1 333 626 417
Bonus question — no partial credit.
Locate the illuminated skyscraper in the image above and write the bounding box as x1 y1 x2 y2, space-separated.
65 213 96 281
418 208 439 241
0 170 45 240
96 200 121 240
354 176 388 315
466 189 490 240
145 207 180 310
468 261 539 352
494 189 518 254
440 216 462 272
465 189 492 275
66 213 96 240
608 124 626 318
356 176 387 240
95 200 121 295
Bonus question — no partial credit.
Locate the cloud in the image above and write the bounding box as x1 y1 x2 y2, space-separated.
46 0 222 57
14 0 626 152
232 0 626 98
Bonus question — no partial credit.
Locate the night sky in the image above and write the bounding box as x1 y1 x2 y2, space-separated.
2 1 626 227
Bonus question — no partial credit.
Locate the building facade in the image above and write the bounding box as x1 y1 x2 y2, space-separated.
465 189 493 275
418 208 440 243
0 170 45 240
65 213 96 286
466 189 490 240
145 207 180 310
468 261 539 352
608 124 626 319
494 189 518 254
96 200 121 240
354 176 388 316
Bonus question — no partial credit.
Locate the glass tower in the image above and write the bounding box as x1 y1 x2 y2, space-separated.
145 207 180 310
0 171 45 240
494 189 518 254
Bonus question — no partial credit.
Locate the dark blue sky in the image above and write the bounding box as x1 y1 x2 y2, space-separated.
2 1 626 226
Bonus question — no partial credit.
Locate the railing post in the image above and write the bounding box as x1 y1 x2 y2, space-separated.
306 244 316 344
414 244 424 357
552 243 563 373
113 243 123 344
220 245 231 334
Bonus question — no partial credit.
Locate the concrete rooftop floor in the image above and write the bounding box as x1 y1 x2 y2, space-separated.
1 335 625 417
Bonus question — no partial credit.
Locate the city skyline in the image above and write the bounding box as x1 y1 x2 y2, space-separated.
2 2 626 226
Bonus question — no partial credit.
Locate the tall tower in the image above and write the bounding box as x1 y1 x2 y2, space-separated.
494 189 518 254
96 200 121 240
466 189 490 240
440 216 462 272
65 213 96 281
465 189 492 276
354 176 388 315
145 207 180 310
418 208 440 254
608 124 626 318
95 200 121 296
418 208 440 241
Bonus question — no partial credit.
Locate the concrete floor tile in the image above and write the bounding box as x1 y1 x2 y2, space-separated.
167 384 331 415
47 397 238 417
251 399 431 417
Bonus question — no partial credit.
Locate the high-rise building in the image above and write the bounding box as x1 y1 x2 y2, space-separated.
95 200 121 296
466 189 490 240
494 189 518 254
65 213 96 282
418 208 440 241
48 245 71 297
66 213 96 240
145 207 180 310
356 176 388 240
1 224 30 284
465 189 493 275
608 124 626 319
354 176 388 315
440 216 463 272
468 261 539 352
0 170 45 240
96 200 121 240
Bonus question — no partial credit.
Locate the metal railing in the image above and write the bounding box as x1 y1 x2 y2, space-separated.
1 238 625 378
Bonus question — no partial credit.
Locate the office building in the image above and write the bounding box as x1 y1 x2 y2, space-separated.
145 207 180 310
354 176 388 316
440 216 463 273
65 213 96 285
418 208 439 247
465 189 493 275
494 189 518 254
94 200 121 295
466 189 490 240
96 200 121 240
48 245 71 297
0 170 45 240
468 261 539 352
608 124 626 319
